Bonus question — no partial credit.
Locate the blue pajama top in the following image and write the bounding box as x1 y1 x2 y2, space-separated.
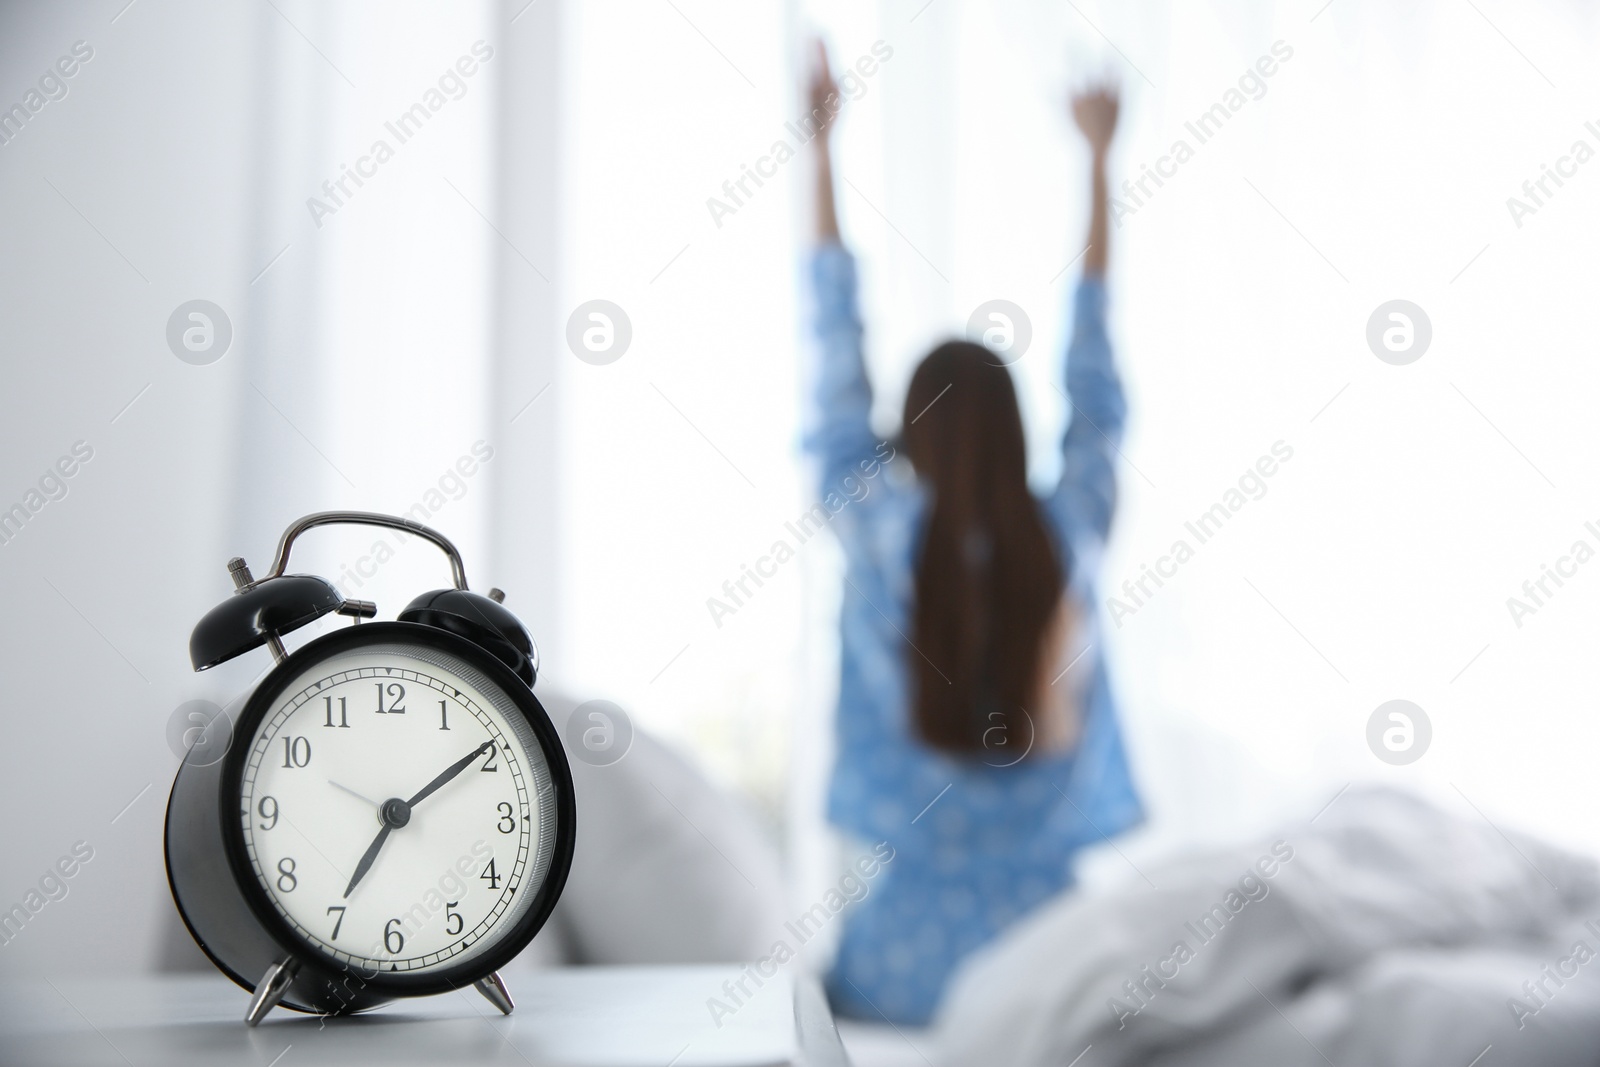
805 243 1144 1025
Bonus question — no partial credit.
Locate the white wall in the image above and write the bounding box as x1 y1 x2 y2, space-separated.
0 0 512 977
0 0 264 976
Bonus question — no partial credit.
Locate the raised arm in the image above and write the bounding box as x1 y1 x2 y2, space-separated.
1073 88 1116 277
802 42 880 495
1050 87 1125 554
811 40 841 244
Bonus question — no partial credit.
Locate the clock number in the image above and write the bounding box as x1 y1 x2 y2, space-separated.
481 746 498 772
384 918 405 955
322 696 349 728
496 802 515 834
375 682 406 714
257 795 279 831
276 857 297 892
480 858 501 890
445 901 463 936
438 700 450 731
281 736 311 768
326 905 346 940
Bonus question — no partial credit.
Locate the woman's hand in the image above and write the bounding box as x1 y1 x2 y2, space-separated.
1071 85 1119 159
807 39 841 141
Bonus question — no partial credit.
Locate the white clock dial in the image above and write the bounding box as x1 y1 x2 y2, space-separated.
238 641 555 976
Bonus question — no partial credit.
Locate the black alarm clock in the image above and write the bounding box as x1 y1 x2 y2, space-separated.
165 511 575 1025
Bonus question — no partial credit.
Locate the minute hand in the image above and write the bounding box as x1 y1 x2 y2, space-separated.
407 740 496 808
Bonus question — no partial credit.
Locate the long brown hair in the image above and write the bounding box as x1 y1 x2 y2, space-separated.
901 341 1064 754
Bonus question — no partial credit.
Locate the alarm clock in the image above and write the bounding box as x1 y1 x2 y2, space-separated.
164 511 575 1025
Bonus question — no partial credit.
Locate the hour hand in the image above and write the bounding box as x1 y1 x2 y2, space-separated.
343 795 414 897
343 824 392 899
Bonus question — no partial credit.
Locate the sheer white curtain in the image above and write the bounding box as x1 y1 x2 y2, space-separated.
552 2 808 829
236 0 500 617
233 0 1600 923
798 0 1600 878
239 0 1600 928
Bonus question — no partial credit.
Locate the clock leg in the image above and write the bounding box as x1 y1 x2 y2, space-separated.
474 971 515 1015
244 957 300 1026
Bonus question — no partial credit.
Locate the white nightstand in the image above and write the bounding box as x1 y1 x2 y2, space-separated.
0 965 853 1066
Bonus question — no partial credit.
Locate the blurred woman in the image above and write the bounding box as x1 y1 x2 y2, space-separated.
802 44 1143 1025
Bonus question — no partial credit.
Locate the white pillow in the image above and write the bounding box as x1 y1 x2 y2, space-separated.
534 690 785 965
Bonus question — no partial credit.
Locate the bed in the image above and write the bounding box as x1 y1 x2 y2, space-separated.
840 788 1600 1067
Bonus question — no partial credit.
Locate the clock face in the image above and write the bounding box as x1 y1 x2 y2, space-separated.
234 637 560 979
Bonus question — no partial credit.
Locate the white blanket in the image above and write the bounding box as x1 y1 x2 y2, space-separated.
934 789 1600 1067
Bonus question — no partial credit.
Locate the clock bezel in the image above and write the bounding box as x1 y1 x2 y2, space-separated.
216 620 575 998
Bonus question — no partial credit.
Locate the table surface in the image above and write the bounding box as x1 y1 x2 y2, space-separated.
0 966 852 1067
